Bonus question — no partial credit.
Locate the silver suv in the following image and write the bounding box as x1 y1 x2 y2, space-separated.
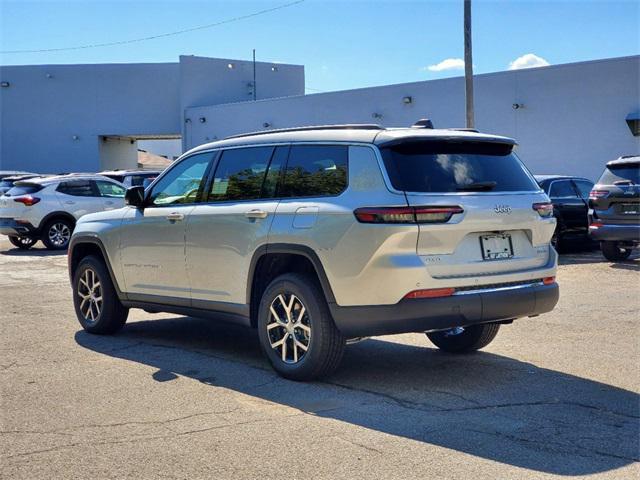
68 123 559 380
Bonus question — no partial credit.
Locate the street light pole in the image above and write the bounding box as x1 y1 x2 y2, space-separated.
464 0 475 129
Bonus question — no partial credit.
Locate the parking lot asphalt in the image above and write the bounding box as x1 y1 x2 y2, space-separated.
1 237 638 479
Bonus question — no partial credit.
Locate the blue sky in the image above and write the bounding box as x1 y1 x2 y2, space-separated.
1 0 638 93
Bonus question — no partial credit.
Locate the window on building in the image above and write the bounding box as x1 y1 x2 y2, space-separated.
279 145 348 198
208 147 275 202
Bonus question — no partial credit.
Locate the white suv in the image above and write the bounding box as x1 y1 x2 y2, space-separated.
68 123 559 380
0 174 126 250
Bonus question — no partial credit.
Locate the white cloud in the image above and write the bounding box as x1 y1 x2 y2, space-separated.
426 58 465 72
508 53 550 70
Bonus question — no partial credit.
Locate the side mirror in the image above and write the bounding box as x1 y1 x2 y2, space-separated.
125 186 146 208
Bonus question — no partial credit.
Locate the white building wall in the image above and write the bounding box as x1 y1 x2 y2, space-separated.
0 56 304 173
186 56 640 181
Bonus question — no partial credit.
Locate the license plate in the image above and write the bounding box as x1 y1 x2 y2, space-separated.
480 234 514 260
621 204 639 214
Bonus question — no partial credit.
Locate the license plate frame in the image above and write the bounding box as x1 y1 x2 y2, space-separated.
621 204 640 214
480 233 514 260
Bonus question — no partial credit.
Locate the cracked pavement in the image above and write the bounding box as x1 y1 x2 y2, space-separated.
1 239 639 479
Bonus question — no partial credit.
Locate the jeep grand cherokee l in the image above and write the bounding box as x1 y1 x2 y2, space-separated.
68 123 559 380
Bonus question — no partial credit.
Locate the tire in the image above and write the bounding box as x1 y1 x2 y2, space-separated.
8 235 37 250
426 323 500 353
72 255 128 334
42 217 73 250
257 273 345 381
601 241 632 262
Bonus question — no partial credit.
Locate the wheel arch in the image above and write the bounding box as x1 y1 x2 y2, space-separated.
39 211 77 232
68 236 125 300
247 244 336 327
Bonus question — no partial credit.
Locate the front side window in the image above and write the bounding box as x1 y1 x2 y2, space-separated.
208 147 275 202
95 181 126 198
380 141 539 193
549 180 578 198
280 145 348 198
57 181 97 197
149 153 211 206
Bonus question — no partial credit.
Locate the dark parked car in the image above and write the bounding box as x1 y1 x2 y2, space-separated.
588 156 640 261
99 169 161 188
535 175 594 250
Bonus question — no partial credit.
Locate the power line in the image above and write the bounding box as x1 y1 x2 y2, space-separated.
1 0 305 54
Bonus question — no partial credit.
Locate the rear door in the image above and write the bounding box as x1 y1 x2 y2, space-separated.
55 180 104 219
571 179 594 232
379 140 554 279
185 146 286 307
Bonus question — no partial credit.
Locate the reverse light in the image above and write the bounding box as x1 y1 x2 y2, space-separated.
354 206 463 224
404 288 456 299
532 202 554 217
542 276 556 285
589 190 609 200
13 196 40 206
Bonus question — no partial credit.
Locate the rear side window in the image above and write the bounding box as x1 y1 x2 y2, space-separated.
208 147 275 202
280 145 348 198
380 141 539 193
598 164 640 185
6 184 44 196
57 181 96 197
549 180 578 198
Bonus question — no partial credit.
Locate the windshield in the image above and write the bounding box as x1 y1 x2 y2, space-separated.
380 141 539 193
599 163 640 185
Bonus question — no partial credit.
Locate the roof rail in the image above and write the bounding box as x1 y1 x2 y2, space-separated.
448 127 479 133
224 124 384 140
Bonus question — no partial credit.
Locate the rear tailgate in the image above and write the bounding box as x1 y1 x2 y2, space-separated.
380 139 555 279
590 161 640 225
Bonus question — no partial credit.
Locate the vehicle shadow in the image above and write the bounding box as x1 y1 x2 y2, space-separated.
75 317 639 476
0 246 66 257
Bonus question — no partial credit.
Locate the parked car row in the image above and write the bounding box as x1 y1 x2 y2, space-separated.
0 169 162 250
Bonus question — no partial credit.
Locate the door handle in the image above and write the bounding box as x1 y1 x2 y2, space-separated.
105 201 115 206
245 209 268 219
167 212 184 222
64 201 75 205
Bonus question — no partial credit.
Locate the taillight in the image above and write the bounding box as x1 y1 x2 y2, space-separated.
13 196 40 206
542 276 555 285
589 190 609 199
590 221 603 228
404 288 456 299
354 206 463 224
532 202 553 217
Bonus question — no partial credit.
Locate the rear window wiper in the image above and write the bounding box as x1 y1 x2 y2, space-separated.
613 180 634 185
456 181 497 191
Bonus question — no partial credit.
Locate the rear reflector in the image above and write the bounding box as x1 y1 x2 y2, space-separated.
404 287 456 299
354 206 463 224
532 202 553 217
13 196 40 206
543 276 555 285
589 190 609 199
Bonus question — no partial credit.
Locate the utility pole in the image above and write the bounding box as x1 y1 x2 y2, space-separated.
464 0 475 128
252 49 257 101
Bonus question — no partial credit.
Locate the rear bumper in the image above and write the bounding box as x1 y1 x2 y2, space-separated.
589 224 640 242
329 282 559 338
0 219 37 237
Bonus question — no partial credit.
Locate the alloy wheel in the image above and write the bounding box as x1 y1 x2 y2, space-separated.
266 293 311 364
48 222 71 247
77 268 102 324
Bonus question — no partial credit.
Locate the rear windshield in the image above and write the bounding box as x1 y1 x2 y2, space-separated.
599 164 640 185
0 180 13 188
380 141 539 193
5 183 44 196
